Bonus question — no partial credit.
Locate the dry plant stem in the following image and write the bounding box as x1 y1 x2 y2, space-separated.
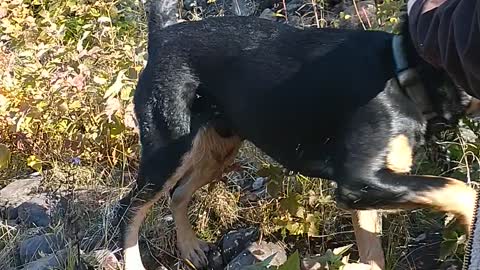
282 0 289 21
362 7 372 28
312 0 320 28
352 0 367 30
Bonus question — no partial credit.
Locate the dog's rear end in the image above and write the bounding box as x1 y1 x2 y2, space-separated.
115 1 244 269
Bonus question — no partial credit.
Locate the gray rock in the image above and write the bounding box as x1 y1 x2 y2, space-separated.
226 241 287 269
21 249 67 270
183 0 198 10
91 249 120 270
18 233 65 264
252 177 264 191
0 174 50 227
288 15 303 28
230 0 253 16
221 227 259 263
208 248 224 270
286 0 304 14
16 197 50 227
0 174 42 207
259 9 276 21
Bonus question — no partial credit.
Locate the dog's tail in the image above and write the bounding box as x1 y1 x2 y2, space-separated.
148 0 178 33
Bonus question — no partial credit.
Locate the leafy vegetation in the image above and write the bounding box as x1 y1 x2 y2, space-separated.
1 0 479 269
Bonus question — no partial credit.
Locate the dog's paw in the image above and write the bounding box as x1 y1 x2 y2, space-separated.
178 238 210 269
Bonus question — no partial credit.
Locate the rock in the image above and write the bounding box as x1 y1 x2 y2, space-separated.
288 15 303 28
226 241 287 269
92 249 120 270
208 248 224 270
259 8 276 21
252 177 264 191
183 0 198 10
220 227 260 263
301 255 372 270
0 174 42 207
226 0 257 16
18 233 65 264
286 0 303 14
21 249 67 270
16 197 50 227
0 174 50 227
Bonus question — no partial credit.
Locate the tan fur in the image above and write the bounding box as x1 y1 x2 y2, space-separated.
466 97 480 116
123 186 167 270
416 177 477 232
162 128 241 193
169 127 241 266
123 127 241 269
386 134 412 173
352 210 385 270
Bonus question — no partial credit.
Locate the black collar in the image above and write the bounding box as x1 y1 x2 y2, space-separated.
392 35 435 119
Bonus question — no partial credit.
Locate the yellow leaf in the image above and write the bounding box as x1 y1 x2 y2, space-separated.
104 70 126 99
0 144 11 170
70 100 82 109
120 86 133 101
27 155 42 172
93 76 107 85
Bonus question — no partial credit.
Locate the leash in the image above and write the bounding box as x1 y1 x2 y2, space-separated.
463 193 480 270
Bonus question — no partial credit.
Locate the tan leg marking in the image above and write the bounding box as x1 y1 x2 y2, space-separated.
123 190 165 270
123 128 241 269
386 134 412 173
170 127 241 267
352 210 385 270
415 177 477 233
466 97 480 116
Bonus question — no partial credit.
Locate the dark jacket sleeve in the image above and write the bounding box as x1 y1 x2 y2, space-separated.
409 0 480 98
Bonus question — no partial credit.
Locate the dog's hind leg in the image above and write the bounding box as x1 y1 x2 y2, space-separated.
170 127 241 268
352 210 385 270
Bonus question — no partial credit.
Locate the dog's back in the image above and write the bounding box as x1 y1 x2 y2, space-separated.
120 2 478 270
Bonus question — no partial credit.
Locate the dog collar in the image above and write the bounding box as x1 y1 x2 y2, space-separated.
392 35 436 119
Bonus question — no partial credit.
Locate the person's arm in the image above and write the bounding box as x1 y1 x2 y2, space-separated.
408 0 480 98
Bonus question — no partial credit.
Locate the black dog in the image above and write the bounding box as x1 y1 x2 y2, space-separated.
117 1 480 269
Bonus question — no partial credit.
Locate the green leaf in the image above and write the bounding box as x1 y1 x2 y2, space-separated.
280 193 301 216
243 253 277 270
440 239 458 260
278 251 300 270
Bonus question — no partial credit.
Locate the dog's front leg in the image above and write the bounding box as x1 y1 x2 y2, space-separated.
352 210 385 270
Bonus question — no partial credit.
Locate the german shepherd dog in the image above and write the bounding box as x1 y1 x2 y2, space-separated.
116 0 480 269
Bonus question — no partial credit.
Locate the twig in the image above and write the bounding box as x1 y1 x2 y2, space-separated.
352 0 367 30
282 0 289 22
312 0 320 28
362 7 372 28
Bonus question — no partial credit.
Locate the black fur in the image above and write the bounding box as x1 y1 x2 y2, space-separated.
118 3 476 267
